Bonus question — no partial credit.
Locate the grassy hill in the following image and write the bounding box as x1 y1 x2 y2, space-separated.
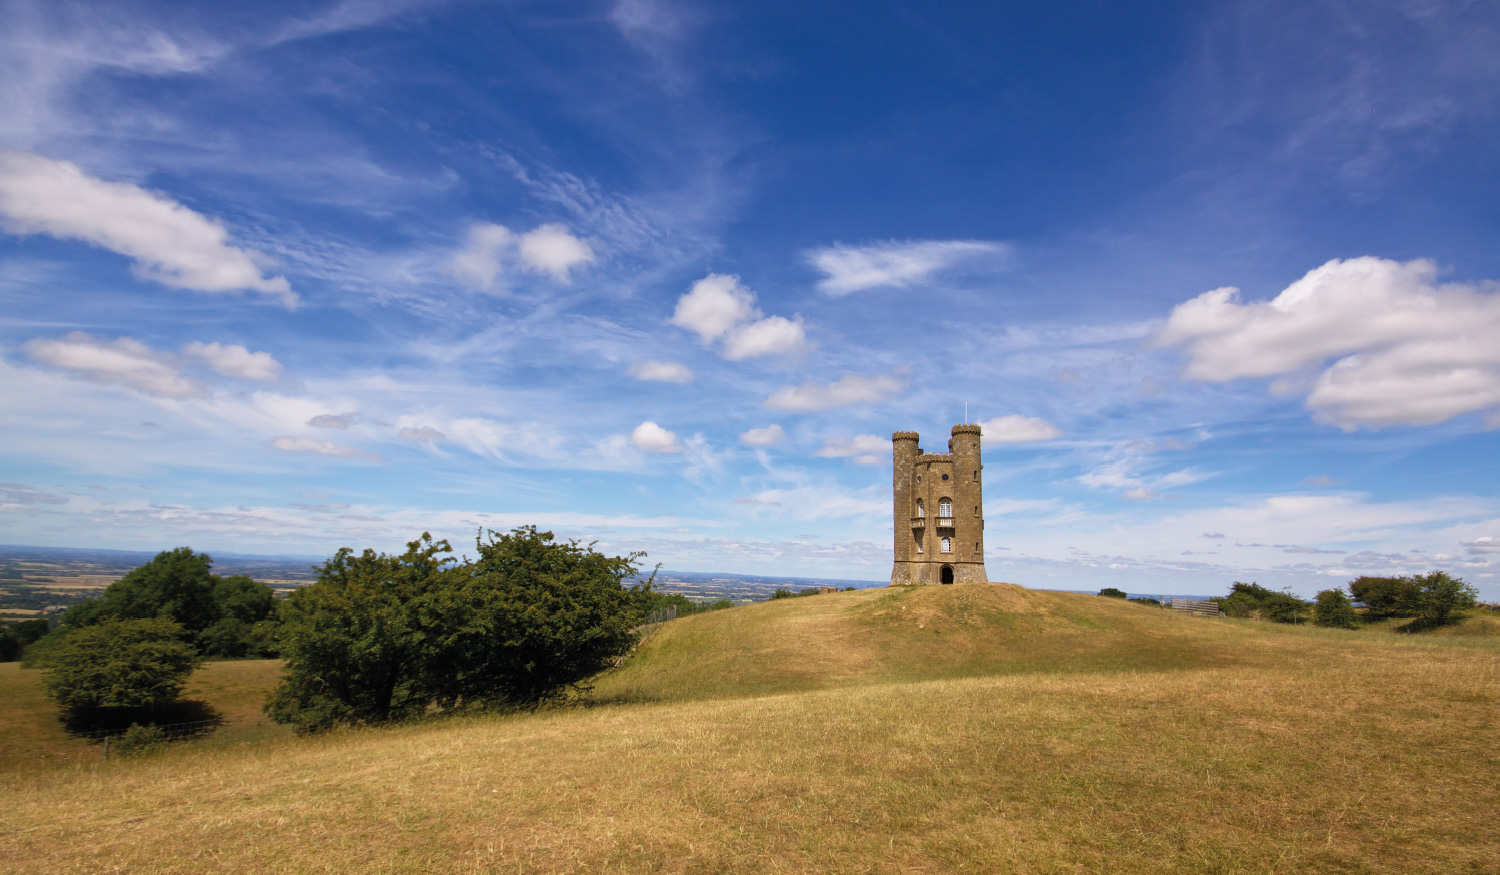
3 584 1499 873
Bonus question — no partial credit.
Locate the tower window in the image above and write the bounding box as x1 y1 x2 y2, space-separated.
916 499 925 517
975 541 981 553
973 470 978 482
974 505 979 517
940 537 952 553
939 498 952 517
941 473 949 481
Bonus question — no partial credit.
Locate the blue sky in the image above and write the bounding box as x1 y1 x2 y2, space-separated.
2 0 1499 597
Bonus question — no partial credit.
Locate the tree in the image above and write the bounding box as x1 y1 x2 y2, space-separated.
1098 587 1128 599
265 535 454 732
1216 581 1309 623
1349 576 1415 618
59 548 277 657
1313 589 1359 629
0 618 51 662
41 618 200 717
266 528 648 733
1408 571 1478 622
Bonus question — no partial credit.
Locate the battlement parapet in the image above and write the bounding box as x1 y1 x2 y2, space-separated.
922 453 953 463
892 431 920 441
951 424 982 436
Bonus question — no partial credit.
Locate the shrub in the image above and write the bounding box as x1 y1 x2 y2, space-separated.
1349 576 1415 618
1098 588 1128 599
41 618 201 718
113 723 169 757
267 528 649 733
1313 589 1359 629
1217 582 1309 624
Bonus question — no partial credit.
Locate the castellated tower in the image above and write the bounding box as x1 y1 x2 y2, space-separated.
890 424 988 585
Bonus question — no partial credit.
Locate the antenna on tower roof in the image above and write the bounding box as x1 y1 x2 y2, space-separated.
964 401 968 424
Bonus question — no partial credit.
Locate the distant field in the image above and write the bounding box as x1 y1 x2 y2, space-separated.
2 585 1497 874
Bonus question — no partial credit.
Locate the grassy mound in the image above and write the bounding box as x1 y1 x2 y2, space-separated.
597 583 1254 702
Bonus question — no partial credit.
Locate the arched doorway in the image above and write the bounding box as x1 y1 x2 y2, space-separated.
940 565 954 584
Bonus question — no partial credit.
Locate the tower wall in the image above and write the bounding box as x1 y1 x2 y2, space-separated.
890 431 919 586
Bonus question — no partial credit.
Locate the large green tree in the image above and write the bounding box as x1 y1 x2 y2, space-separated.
59 547 276 657
1312 589 1359 629
41 618 201 715
266 528 649 733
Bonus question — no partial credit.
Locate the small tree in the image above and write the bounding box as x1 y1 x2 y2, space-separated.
1098 587 1128 599
1313 589 1359 629
1408 571 1478 622
1349 576 1415 618
41 618 200 718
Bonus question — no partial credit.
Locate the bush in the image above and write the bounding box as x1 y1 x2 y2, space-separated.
266 528 649 733
1128 597 1162 607
41 618 201 719
1349 571 1478 623
1349 576 1414 618
1313 589 1359 629
1098 588 1128 599
112 723 169 757
0 618 52 662
770 588 795 600
1217 582 1309 624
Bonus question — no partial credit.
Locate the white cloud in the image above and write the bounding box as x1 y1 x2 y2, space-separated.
628 360 693 383
740 424 786 447
516 223 594 282
806 239 1008 295
450 221 592 290
1156 257 1500 428
268 436 384 461
722 315 808 361
0 149 293 302
735 483 888 522
669 273 808 361
814 434 889 465
631 420 683 453
765 373 903 411
450 223 512 291
24 332 202 398
979 414 1062 443
669 273 756 343
398 426 445 443
182 342 281 382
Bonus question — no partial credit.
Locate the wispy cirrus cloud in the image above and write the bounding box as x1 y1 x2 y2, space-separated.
765 373 902 412
806 239 1009 295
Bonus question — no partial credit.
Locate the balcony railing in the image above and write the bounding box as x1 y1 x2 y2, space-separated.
910 517 925 528
936 517 955 529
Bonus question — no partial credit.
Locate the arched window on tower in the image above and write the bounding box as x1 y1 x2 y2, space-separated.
916 498 925 517
939 498 952 518
940 537 952 553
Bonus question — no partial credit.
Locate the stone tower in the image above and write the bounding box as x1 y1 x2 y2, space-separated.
890 424 987 585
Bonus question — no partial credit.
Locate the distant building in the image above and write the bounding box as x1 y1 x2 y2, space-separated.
890 424 987 586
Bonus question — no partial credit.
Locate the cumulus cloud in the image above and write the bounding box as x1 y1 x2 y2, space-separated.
669 274 808 360
0 149 293 302
24 332 202 398
1155 257 1500 428
806 239 1008 295
669 273 756 342
978 414 1062 443
631 420 683 453
740 424 786 447
814 434 889 465
398 426 445 443
628 360 693 383
183 342 281 382
450 221 592 290
450 223 512 291
516 223 594 281
722 315 807 361
765 373 902 411
269 436 384 461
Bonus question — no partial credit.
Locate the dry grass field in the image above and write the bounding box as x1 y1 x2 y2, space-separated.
2 584 1497 874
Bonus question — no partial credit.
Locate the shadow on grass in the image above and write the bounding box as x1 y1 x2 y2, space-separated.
60 699 225 741
1393 617 1462 634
